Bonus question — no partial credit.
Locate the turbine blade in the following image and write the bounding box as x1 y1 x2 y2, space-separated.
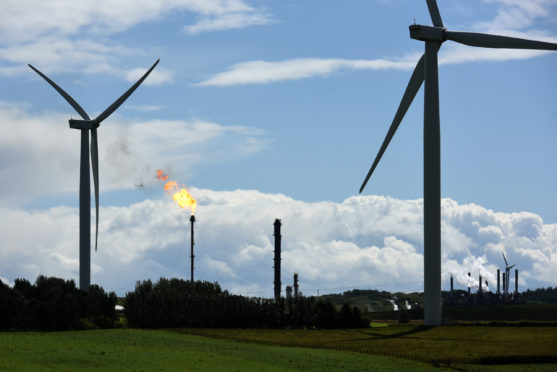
426 0 444 28
502 252 509 266
445 31 557 50
91 128 99 252
509 264 516 270
28 65 90 120
94 59 160 124
359 54 425 193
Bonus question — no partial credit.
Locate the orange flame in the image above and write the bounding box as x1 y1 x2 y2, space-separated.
156 169 196 214
156 169 168 181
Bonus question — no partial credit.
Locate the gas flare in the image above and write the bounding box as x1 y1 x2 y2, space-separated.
156 169 168 181
156 169 196 214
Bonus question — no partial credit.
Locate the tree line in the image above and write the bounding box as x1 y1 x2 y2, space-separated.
0 276 117 331
124 278 368 329
1 277 367 331
521 287 557 304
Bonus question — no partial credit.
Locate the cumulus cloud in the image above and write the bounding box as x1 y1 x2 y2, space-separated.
0 102 271 205
1 190 555 297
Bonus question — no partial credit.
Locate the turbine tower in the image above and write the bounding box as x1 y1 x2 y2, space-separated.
502 252 516 297
29 60 159 291
359 0 557 325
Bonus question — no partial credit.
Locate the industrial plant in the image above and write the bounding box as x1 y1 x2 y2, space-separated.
444 252 523 306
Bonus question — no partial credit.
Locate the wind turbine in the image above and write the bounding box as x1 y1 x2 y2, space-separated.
29 59 159 291
502 252 515 297
358 0 557 326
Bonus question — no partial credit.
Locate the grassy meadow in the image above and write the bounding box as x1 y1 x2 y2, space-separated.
1 325 556 371
182 325 557 368
0 329 449 371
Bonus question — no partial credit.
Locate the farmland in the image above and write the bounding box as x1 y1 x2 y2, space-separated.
1 325 557 371
0 329 448 371
182 324 557 369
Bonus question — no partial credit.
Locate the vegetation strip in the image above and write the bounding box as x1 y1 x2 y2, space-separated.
180 326 557 367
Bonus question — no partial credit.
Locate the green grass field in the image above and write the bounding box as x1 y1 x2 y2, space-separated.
182 325 557 368
1 326 556 371
0 329 449 371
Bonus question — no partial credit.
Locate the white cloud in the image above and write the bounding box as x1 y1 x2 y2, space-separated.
124 105 165 112
0 0 271 78
125 67 174 86
0 37 134 77
196 57 418 86
197 37 556 86
0 102 271 205
1 190 555 296
0 0 270 44
0 277 14 287
197 1 557 86
478 0 556 32
185 10 273 34
0 38 164 83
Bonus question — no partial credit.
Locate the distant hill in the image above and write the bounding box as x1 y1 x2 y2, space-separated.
319 289 423 312
319 287 557 312
522 287 557 304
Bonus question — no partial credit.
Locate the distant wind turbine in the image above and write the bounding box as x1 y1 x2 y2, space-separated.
358 0 557 325
29 59 160 291
502 252 516 297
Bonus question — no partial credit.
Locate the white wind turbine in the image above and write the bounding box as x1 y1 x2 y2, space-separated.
502 252 516 297
29 60 159 291
359 0 557 325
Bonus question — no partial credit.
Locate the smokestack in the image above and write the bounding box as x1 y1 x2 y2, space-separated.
503 272 506 295
293 273 299 298
273 219 282 301
497 269 500 294
515 269 519 296
285 285 292 300
468 272 471 295
479 274 482 293
450 275 453 292
190 215 195 282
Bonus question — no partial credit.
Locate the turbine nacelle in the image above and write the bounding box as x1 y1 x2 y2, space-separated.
409 25 445 42
69 119 99 130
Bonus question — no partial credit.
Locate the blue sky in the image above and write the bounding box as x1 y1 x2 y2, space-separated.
1 0 556 296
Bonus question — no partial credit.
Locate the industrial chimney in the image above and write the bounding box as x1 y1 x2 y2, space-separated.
293 273 299 298
285 285 292 300
450 275 453 292
479 274 482 293
190 215 195 282
497 269 500 295
273 219 282 301
502 272 506 295
468 272 471 295
515 269 519 296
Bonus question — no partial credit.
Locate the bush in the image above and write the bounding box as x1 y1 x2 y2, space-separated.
398 309 410 323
